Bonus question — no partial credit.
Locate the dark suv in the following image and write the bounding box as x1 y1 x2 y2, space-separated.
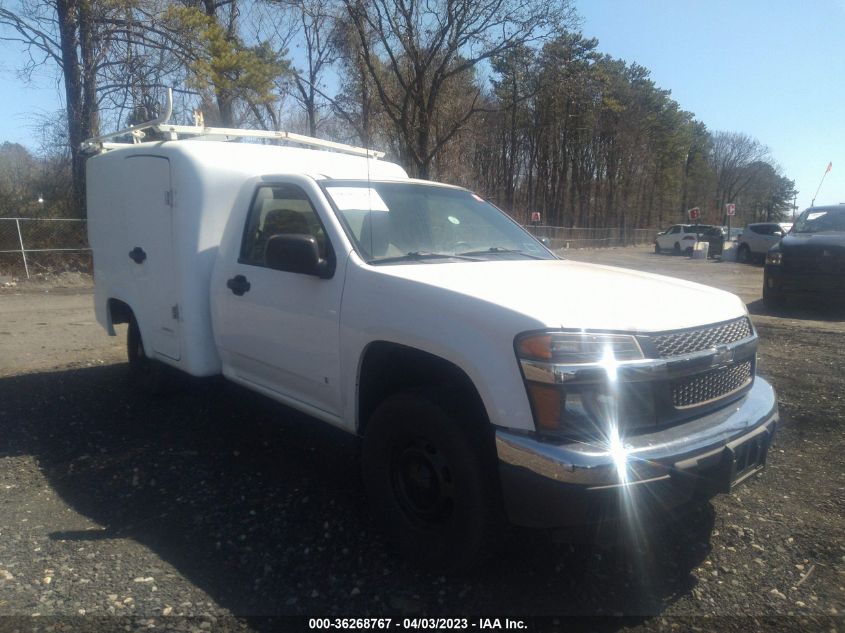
763 205 845 307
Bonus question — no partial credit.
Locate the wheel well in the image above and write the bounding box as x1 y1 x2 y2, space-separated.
357 342 488 436
108 298 134 327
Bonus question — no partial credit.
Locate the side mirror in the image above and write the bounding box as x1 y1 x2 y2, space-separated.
265 234 333 278
773 230 783 237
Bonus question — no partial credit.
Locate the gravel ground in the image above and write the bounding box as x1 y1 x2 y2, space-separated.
0 250 843 632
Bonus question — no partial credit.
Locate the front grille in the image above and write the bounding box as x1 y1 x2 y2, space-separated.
672 361 753 409
650 317 752 358
785 254 845 274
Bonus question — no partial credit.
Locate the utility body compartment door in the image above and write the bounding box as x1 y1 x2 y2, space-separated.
124 155 181 360
212 179 344 420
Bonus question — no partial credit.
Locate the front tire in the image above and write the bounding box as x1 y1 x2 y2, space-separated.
763 284 786 310
737 244 751 264
654 242 661 254
361 389 505 571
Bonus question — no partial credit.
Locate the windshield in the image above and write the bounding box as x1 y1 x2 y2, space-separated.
321 181 554 263
699 226 723 236
793 208 845 233
684 225 719 235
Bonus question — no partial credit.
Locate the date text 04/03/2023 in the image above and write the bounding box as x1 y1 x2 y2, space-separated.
307 618 528 630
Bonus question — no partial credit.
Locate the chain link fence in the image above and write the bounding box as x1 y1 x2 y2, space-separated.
0 219 658 279
524 226 657 250
0 218 91 279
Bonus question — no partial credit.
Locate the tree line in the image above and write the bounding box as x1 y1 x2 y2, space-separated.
0 0 796 227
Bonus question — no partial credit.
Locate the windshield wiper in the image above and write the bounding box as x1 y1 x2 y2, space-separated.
369 251 482 264
457 247 545 259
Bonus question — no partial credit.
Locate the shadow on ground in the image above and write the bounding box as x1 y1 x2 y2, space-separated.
0 364 716 622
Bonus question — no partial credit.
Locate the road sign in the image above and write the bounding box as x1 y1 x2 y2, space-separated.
688 207 700 220
530 211 541 224
726 203 736 216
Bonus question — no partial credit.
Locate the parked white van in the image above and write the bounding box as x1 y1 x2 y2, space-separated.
84 97 778 569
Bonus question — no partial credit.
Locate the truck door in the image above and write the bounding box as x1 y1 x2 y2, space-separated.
124 155 181 360
213 181 344 420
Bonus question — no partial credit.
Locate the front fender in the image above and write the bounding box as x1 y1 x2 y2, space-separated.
339 260 541 433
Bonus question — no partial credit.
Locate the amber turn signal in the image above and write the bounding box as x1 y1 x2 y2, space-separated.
525 382 562 431
517 334 552 360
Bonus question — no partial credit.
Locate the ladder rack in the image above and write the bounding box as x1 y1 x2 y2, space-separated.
81 88 385 159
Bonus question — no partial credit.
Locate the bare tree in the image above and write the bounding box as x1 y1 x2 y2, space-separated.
341 0 574 178
331 9 382 147
272 0 338 136
0 0 101 213
710 130 770 214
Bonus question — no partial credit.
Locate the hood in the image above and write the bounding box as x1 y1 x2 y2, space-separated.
780 232 845 251
374 259 747 332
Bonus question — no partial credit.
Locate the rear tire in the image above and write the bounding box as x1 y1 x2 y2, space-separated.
361 389 506 571
127 315 177 395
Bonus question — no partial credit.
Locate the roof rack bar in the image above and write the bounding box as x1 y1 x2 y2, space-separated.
81 88 174 153
81 86 384 159
154 124 385 159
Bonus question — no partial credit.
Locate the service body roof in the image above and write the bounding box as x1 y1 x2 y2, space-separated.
88 139 408 182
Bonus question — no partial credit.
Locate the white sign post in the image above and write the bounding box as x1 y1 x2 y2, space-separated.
726 203 736 241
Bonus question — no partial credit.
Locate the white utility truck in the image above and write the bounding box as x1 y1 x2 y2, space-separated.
85 94 778 569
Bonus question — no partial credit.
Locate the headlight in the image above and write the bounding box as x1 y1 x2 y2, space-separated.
766 251 782 266
516 332 651 435
516 332 643 363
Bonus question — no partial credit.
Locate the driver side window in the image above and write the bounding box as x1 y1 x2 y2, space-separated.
240 184 329 268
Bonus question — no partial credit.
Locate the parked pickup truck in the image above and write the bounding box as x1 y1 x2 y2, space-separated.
85 125 778 570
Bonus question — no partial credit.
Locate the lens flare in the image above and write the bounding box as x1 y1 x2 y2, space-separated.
608 423 629 483
583 343 675 595
599 343 620 382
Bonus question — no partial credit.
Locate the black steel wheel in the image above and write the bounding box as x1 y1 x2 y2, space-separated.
362 389 505 571
390 436 455 527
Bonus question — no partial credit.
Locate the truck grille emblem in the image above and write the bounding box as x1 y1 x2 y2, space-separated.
712 344 733 367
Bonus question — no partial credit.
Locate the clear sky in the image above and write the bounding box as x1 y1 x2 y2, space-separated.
1 0 844 210
573 0 845 211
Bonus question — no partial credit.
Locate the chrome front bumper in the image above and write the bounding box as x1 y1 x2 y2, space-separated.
495 377 778 527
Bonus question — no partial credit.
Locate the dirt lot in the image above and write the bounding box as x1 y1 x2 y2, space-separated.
0 247 843 632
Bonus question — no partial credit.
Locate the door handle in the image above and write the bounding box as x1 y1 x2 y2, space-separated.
226 274 251 296
129 247 147 264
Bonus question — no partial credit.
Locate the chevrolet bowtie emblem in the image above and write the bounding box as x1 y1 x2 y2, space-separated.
713 344 733 367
